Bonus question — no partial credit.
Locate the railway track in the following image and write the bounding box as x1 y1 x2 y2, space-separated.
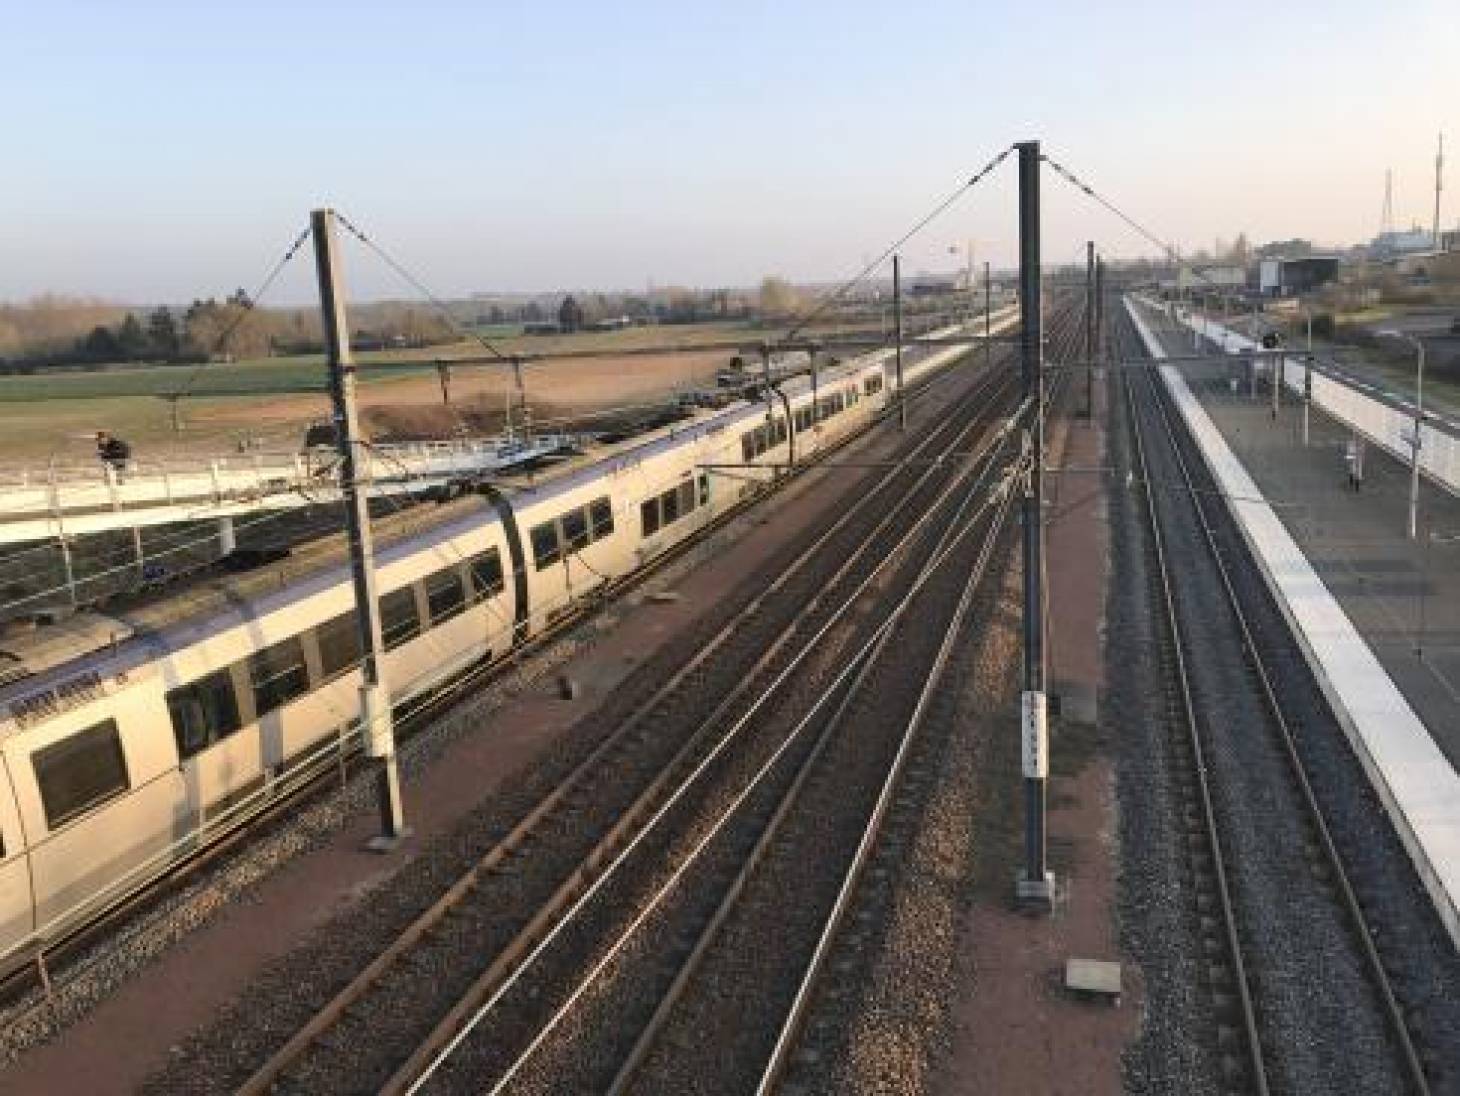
373 301 1082 1096
217 333 1032 1094
1118 309 1432 1096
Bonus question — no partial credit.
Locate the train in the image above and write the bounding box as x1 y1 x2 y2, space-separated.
0 312 1013 975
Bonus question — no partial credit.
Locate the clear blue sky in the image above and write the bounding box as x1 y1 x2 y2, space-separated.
4 0 1455 303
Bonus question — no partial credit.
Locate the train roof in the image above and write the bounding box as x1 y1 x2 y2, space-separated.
0 611 133 691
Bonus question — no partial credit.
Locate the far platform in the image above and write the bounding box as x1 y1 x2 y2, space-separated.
1148 310 1460 769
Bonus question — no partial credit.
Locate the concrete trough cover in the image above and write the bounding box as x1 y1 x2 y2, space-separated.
647 590 682 604
1065 958 1122 1003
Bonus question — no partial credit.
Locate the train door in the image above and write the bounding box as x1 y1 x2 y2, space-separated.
0 753 35 958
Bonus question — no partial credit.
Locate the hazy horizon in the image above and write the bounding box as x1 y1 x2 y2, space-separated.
5 0 1455 306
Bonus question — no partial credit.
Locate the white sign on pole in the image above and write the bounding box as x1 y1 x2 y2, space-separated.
1021 690 1048 779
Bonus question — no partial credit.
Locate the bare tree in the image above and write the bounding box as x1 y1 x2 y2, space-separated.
758 276 801 317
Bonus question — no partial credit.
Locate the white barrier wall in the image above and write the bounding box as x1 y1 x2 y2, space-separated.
1158 299 1460 497
1126 295 1460 950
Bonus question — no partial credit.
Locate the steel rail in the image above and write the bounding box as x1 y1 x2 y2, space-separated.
1134 334 1431 1095
747 321 1084 1093
1121 331 1270 1095
605 396 1030 1094
452 302 1077 1096
753 467 1017 1096
389 382 1025 1096
425 422 1026 1096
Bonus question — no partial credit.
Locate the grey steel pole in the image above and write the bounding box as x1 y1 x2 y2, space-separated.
1095 256 1105 409
311 208 408 850
1303 313 1313 446
984 260 992 373
1271 344 1281 420
1084 241 1095 419
894 254 906 431
58 535 77 607
1015 140 1051 907
1410 338 1426 540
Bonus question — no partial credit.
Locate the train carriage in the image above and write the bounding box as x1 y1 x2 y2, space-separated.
0 314 1001 973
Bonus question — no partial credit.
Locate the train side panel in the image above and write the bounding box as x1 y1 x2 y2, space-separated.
8 678 186 941
0 758 33 955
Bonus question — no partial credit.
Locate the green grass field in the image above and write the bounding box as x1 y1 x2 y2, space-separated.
0 320 776 403
0 315 905 462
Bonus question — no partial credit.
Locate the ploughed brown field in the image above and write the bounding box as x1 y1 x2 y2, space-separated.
0 348 731 465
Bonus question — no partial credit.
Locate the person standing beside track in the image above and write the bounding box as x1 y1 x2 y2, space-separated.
96 430 132 476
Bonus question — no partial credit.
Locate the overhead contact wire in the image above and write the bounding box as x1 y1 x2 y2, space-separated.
775 144 1016 348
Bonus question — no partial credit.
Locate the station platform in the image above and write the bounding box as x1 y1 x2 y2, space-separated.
1178 351 1460 765
1128 297 1460 950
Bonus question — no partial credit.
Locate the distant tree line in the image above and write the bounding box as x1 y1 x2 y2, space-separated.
475 286 753 331
0 292 457 373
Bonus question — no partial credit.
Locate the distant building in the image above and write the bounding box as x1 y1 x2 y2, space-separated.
1370 228 1434 258
1258 256 1340 296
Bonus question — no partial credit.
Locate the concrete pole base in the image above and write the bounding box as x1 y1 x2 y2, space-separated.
1015 871 1057 912
365 827 414 854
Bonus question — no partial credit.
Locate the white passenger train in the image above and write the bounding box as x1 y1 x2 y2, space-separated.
0 317 1008 974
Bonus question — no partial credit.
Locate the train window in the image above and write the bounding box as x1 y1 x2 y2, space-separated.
561 507 590 553
315 613 363 680
33 719 129 831
698 474 710 506
425 568 467 625
641 498 660 537
469 548 504 599
590 497 614 539
741 433 755 462
379 587 421 650
677 481 695 517
167 668 243 760
531 522 561 570
774 418 788 444
661 484 681 524
250 636 310 715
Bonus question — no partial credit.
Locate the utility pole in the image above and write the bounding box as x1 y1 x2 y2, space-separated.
510 356 530 443
1015 140 1052 909
984 260 992 372
1381 168 1395 238
1408 337 1426 541
1271 343 1281 421
1303 312 1314 446
1095 255 1105 414
1435 132 1445 250
894 253 906 431
311 208 409 851
1084 241 1095 419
